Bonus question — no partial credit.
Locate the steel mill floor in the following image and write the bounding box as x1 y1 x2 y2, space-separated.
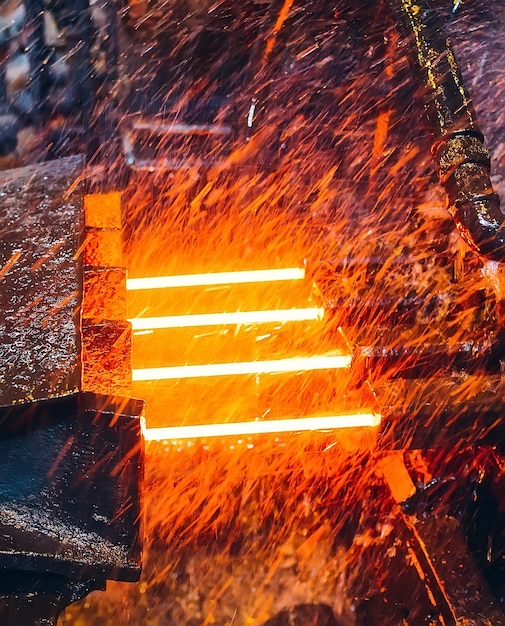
58 164 505 625
0 0 502 624
60 2 505 624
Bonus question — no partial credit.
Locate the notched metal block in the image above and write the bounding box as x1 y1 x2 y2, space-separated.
83 266 127 321
84 192 122 229
82 320 132 396
83 228 123 267
0 392 144 582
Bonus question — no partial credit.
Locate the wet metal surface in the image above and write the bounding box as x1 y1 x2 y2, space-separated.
413 515 505 625
379 375 505 449
0 155 84 406
0 392 144 582
387 0 505 260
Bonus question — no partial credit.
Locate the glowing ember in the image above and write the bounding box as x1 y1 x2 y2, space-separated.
132 354 352 381
143 412 381 441
126 268 306 290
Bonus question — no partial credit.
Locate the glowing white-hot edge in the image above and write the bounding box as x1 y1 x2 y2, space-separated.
143 413 381 441
126 267 305 290
132 354 352 381
129 307 324 330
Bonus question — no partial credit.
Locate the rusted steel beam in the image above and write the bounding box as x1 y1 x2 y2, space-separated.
387 0 505 261
380 450 505 625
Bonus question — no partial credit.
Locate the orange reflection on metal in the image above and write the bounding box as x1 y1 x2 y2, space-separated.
132 354 352 381
143 412 381 441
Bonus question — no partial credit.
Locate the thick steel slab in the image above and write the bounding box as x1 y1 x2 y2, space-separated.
0 392 144 582
0 156 85 406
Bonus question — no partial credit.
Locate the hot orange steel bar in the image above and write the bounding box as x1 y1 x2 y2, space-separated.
129 307 324 330
132 354 352 381
126 268 306 290
143 412 381 441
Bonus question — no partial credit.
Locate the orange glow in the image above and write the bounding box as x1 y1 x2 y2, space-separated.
143 412 381 441
129 307 324 330
262 0 296 65
132 354 352 381
126 268 306 290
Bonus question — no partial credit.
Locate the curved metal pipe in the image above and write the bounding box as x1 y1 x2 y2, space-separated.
387 0 505 261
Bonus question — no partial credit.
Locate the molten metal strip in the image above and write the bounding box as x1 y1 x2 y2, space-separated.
143 412 381 441
126 268 305 290
130 307 324 330
132 354 352 381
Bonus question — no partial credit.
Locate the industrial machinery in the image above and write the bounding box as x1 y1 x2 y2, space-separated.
1 1 505 624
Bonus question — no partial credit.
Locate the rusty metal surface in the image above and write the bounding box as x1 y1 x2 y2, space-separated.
387 0 505 261
83 266 127 321
0 155 84 406
262 604 342 626
411 515 505 625
378 375 505 450
377 448 505 625
0 392 144 582
81 319 132 396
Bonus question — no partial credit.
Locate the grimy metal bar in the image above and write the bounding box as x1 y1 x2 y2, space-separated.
387 0 505 262
25 0 48 128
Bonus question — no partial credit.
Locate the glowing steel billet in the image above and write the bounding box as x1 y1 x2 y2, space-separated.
143 413 381 441
129 307 324 330
132 354 351 381
126 268 305 290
